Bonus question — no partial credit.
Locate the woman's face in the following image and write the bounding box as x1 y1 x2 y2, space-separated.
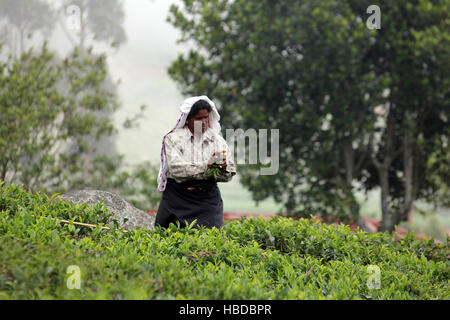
187 109 210 134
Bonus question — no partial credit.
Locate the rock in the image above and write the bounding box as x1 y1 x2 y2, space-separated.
58 189 155 231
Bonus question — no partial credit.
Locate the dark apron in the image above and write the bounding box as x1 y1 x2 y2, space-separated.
155 178 224 229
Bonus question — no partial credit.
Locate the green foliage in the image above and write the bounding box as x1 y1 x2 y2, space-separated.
0 41 159 209
167 0 450 231
1 183 448 299
167 0 379 221
0 0 126 56
103 160 161 211
80 0 127 48
0 42 117 192
425 129 450 208
206 164 225 180
0 0 55 56
206 151 229 181
0 2 158 213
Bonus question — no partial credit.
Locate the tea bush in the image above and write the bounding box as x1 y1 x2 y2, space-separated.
0 183 448 299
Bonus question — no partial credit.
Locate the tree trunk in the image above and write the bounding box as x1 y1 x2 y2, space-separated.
343 140 354 187
379 165 395 232
401 124 414 223
378 106 396 233
1 160 8 182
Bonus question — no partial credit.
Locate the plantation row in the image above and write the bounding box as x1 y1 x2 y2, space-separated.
0 183 448 299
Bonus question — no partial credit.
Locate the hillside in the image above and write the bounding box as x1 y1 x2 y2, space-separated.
0 183 448 299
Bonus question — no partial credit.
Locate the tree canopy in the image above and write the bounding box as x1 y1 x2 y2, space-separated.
167 0 449 231
0 1 162 211
0 42 161 209
0 43 115 191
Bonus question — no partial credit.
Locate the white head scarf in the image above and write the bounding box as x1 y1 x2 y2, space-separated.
157 95 221 192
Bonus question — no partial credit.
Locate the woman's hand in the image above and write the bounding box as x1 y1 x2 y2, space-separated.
207 150 227 169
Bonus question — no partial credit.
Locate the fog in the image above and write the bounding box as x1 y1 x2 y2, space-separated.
107 0 185 165
32 0 186 166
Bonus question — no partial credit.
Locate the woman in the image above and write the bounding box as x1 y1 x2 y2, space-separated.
155 96 236 229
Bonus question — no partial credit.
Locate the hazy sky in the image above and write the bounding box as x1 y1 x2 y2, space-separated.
108 0 187 165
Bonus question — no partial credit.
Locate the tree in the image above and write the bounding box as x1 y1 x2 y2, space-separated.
52 0 126 52
167 0 378 224
347 0 450 231
0 43 112 191
0 42 161 209
426 129 450 208
50 0 128 185
0 0 54 57
0 0 129 187
0 1 162 210
167 0 449 231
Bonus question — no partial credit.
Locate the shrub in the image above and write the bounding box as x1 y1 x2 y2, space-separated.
0 183 448 299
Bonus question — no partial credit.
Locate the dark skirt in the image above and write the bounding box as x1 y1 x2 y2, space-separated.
155 178 224 229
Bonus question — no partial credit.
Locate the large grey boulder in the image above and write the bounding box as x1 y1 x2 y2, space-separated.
58 189 155 231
